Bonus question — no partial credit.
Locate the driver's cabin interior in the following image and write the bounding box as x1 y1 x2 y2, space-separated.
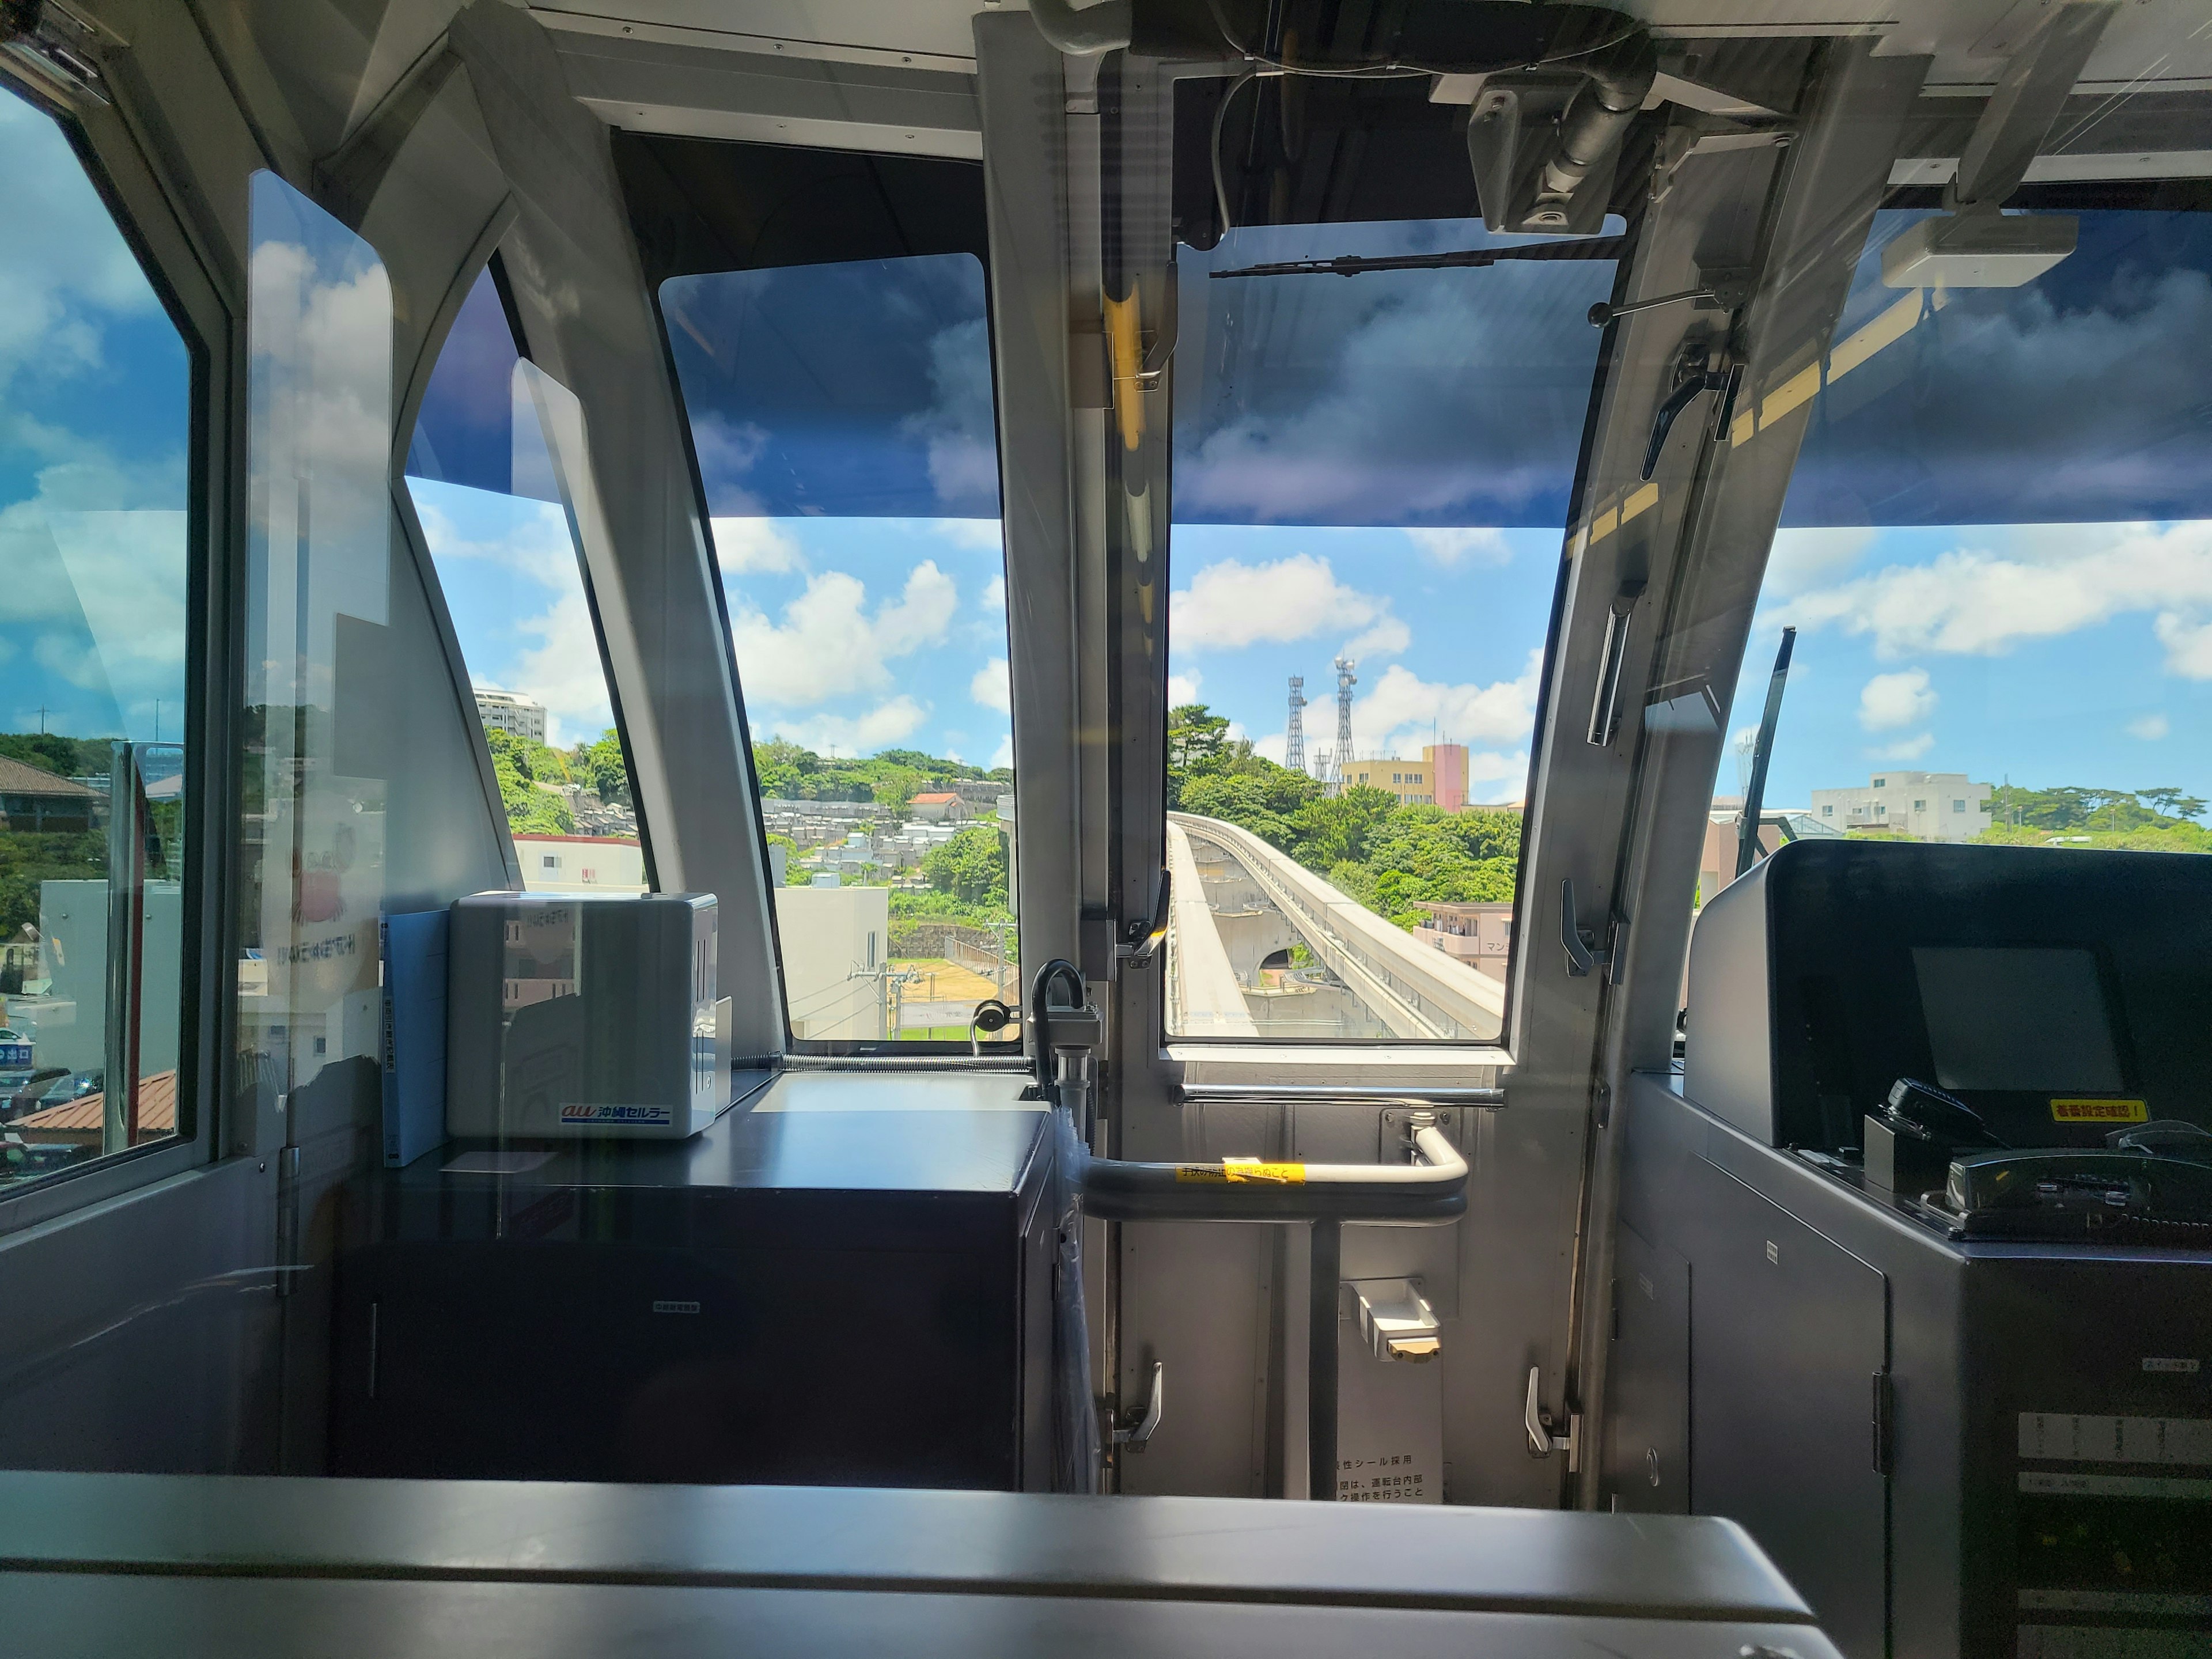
0 2 2207 1656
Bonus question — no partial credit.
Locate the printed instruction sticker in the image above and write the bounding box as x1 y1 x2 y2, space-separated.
2049 1098 2148 1124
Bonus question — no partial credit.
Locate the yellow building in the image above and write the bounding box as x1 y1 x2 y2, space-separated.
1342 744 1467 808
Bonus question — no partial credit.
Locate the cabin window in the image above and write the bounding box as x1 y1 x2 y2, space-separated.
661 251 1017 1048
0 89 197 1191
1711 201 2212 900
1162 217 1616 1042
404 266 642 893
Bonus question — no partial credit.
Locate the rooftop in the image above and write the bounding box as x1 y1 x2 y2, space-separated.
13 1071 177 1142
0 756 99 798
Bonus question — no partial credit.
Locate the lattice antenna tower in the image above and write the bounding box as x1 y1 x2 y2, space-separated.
1285 676 1308 775
1334 655 1357 771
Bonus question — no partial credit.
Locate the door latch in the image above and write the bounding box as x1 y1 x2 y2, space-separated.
1560 878 1622 980
1525 1365 1581 1471
1112 1359 1164 1451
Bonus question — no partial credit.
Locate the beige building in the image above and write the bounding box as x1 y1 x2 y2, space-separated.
1808 772 1993 843
1343 745 1468 808
772 882 891 1041
1411 900 1513 983
474 687 547 744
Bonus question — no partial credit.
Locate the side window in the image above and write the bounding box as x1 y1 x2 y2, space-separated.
0 89 195 1188
661 252 1018 1048
1708 202 2212 907
404 266 642 892
1162 217 1618 1043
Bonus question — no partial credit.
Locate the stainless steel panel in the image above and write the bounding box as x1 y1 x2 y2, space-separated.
1692 1169 1888 1659
0 1574 1843 1659
0 1471 1817 1622
1605 1220 1688 1514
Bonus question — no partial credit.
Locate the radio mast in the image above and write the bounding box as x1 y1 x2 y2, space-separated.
1331 656 1357 791
1286 676 1308 775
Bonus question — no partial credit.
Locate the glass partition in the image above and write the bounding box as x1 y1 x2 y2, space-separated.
0 88 195 1187
661 252 1017 1047
236 172 391 1115
405 266 642 892
1162 218 1618 1041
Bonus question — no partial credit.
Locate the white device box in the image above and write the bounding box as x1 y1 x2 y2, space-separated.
445 891 723 1139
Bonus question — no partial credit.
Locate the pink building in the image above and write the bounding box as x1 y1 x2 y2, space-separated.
1424 743 1468 812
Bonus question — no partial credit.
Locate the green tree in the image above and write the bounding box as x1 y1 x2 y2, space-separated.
575 729 631 806
922 826 1009 905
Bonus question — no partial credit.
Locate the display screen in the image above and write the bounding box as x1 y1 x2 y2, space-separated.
1911 947 2124 1093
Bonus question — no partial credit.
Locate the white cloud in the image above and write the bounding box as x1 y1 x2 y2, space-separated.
970 655 1011 714
414 490 575 588
933 519 1005 554
1251 731 1288 764
1166 671 1203 706
1405 527 1509 567
1873 733 1935 761
1344 614 1411 660
990 732 1015 770
709 516 805 574
1173 552 1388 652
1353 652 1542 757
902 318 999 512
774 698 929 756
729 560 957 707
1858 668 1936 732
1762 526 1878 599
2128 711 2171 740
1771 520 2212 675
0 94 164 394
509 592 615 747
979 573 1006 612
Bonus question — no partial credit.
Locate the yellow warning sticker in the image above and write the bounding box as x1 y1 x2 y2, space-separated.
1175 1160 1307 1185
2050 1098 2149 1124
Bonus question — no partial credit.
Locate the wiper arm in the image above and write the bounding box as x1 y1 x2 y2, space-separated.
1210 235 1629 279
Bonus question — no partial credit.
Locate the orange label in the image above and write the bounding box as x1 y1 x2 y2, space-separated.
2050 1098 2149 1124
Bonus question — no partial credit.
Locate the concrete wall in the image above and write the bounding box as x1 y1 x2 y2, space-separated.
772 884 890 1040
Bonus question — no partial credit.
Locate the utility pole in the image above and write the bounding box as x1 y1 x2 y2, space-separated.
1286 676 1307 775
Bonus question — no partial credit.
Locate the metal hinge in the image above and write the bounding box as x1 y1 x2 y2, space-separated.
1525 1365 1581 1472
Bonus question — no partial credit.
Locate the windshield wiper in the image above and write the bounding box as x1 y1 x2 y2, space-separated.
1209 235 1630 279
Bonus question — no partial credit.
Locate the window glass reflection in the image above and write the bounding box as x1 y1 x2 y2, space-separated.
237 171 390 1116
0 89 192 1185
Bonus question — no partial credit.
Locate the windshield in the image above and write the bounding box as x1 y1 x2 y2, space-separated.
1163 217 1619 1041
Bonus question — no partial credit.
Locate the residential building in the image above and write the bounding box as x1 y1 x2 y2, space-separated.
772 882 891 1041
474 687 546 744
1340 744 1471 809
1412 900 1513 984
907 791 967 822
1808 772 1993 843
513 834 646 894
0 754 100 833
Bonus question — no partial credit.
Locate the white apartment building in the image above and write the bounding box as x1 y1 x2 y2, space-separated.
1808 771 1993 843
513 834 647 893
474 687 547 743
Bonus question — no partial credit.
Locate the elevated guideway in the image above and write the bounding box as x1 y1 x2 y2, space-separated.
1166 813 1508 1042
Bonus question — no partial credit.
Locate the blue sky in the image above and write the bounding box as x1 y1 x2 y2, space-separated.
411 204 2212 816
0 88 190 744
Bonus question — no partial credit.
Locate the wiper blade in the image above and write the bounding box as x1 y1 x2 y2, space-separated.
1210 236 1629 279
